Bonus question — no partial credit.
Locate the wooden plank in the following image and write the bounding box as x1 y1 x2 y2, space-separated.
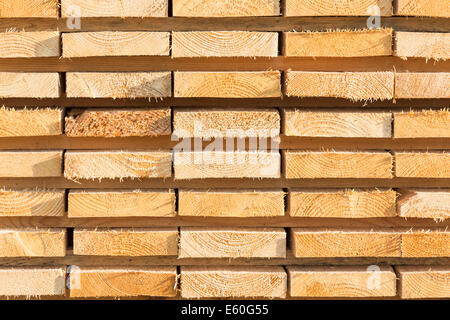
0 151 62 177
284 151 393 179
0 189 64 217
65 108 170 137
0 107 62 137
394 152 450 178
69 267 177 298
285 71 394 101
73 228 178 256
395 73 450 99
172 31 278 57
283 110 392 137
402 230 449 257
174 151 280 179
0 228 66 257
290 229 402 257
0 31 59 58
394 110 450 138
398 266 450 299
288 266 396 297
66 72 171 98
179 227 286 258
61 0 168 17
284 29 392 57
0 0 58 17
289 189 397 218
173 108 280 138
181 266 287 298
395 32 450 60
398 189 450 220
174 71 281 98
395 0 450 18
178 189 285 217
173 0 280 17
0 73 59 98
64 151 172 180
63 32 169 57
285 0 393 16
68 190 175 217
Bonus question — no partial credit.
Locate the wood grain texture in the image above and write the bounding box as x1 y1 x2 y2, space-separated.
288 266 396 297
285 71 394 101
0 229 66 257
394 110 450 138
395 73 450 99
395 0 450 18
64 151 172 180
0 73 59 98
285 0 393 16
0 151 62 177
174 72 281 98
284 151 393 179
61 0 168 17
0 189 64 217
173 0 280 17
0 0 58 17
398 266 450 299
395 32 450 60
68 190 175 217
394 152 450 178
397 189 449 220
289 189 397 218
0 31 59 58
73 228 178 256
181 266 287 298
401 230 449 257
0 107 62 137
69 267 177 298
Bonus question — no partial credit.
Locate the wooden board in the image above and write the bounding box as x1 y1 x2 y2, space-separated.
174 151 280 179
172 31 278 57
0 229 66 257
66 72 171 98
395 0 450 18
0 0 58 17
61 0 168 17
289 189 397 218
178 189 285 217
62 32 170 57
398 266 450 299
285 0 393 16
0 31 59 58
0 107 62 137
283 110 392 138
0 151 62 177
64 151 172 180
394 110 450 138
179 227 286 258
0 189 64 217
285 71 394 101
65 108 171 137
173 0 280 17
69 267 177 298
288 266 396 297
284 29 392 57
394 152 450 178
395 73 450 99
0 73 59 98
174 72 281 98
180 266 287 298
68 190 175 217
397 189 449 220
395 32 450 60
401 230 449 257
73 228 178 256
284 151 393 179
290 229 402 257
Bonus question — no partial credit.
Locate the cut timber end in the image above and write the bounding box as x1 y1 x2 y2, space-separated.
65 109 171 137
181 266 287 298
395 0 450 18
285 0 392 16
0 31 59 58
284 29 392 57
64 151 172 180
394 152 450 178
172 31 278 57
401 230 449 257
66 72 171 98
283 110 392 138
61 0 168 17
0 73 60 98
178 189 285 217
398 266 450 299
285 71 394 101
73 228 178 256
395 73 450 99
174 72 281 98
0 229 66 257
284 151 393 179
0 189 64 217
0 107 62 137
179 227 286 258
173 151 281 179
289 189 397 218
395 32 450 60
288 266 396 297
290 229 402 257
0 151 62 177
172 0 280 17
68 190 175 218
0 0 58 17
62 32 170 57
69 267 177 298
394 110 450 138
397 189 450 220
